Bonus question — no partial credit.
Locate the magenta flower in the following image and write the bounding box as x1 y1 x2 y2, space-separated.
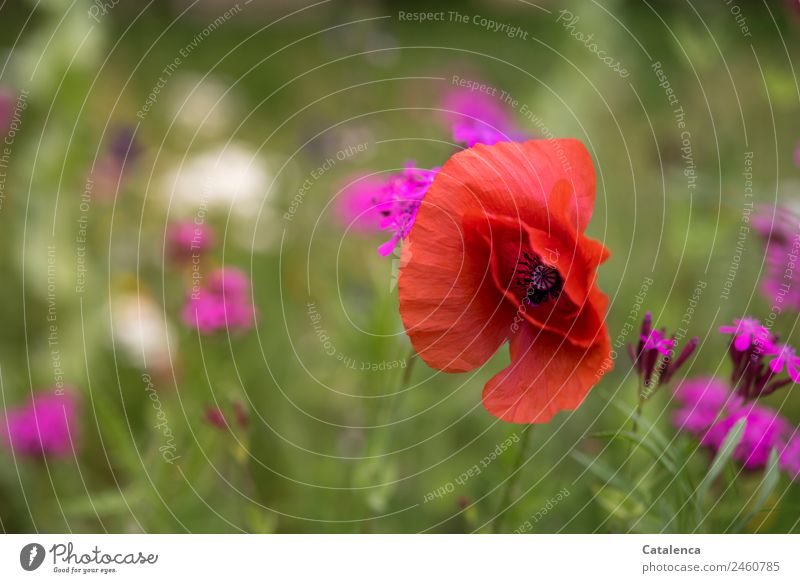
672 377 800 474
182 267 255 334
204 407 227 429
719 316 797 399
452 123 509 148
765 343 800 382
753 206 800 310
719 317 771 352
702 403 789 469
168 221 214 261
641 329 675 356
204 402 247 431
672 377 734 435
0 88 13 135
377 163 438 256
628 312 698 389
208 267 249 298
335 175 391 232
233 401 248 427
1 391 78 458
441 87 521 148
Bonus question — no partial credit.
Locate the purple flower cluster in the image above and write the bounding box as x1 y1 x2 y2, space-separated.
1 391 78 458
628 312 698 390
719 317 798 399
168 220 214 261
336 163 438 256
182 268 256 334
673 377 800 479
334 82 528 255
442 87 523 148
170 216 256 335
377 163 439 256
752 206 800 310
335 175 391 233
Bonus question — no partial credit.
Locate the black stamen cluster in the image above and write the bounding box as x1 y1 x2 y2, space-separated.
515 251 562 306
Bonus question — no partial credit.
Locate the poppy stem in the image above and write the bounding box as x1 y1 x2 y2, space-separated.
491 425 534 533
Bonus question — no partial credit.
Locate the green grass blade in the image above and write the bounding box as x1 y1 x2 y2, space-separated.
733 448 781 532
588 430 677 474
695 418 746 527
571 450 649 506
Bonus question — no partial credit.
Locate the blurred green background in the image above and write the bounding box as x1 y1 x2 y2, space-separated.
0 0 799 533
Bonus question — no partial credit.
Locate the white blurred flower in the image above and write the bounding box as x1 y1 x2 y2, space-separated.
162 143 273 221
111 294 175 371
166 73 239 136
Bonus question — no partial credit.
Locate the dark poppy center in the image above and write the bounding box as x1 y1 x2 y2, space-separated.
515 251 563 306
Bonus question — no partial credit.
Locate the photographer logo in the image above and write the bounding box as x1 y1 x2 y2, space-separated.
20 543 46 571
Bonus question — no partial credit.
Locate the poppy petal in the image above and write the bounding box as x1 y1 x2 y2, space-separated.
482 322 612 423
462 208 609 348
398 210 514 373
427 139 597 235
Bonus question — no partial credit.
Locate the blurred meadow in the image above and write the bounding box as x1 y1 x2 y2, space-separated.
0 0 799 533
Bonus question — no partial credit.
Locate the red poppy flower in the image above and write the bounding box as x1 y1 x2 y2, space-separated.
398 139 612 423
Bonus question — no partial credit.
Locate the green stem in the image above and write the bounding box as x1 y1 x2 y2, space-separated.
491 425 534 533
358 348 417 532
631 392 644 435
378 348 416 434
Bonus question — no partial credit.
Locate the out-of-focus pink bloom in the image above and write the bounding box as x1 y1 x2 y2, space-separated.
1 390 78 458
0 89 13 135
765 343 800 382
182 268 255 334
108 126 140 166
780 433 800 480
452 123 509 148
335 175 391 232
719 317 772 352
673 377 799 472
702 403 789 469
91 126 142 201
204 402 247 431
377 163 438 256
208 267 249 298
753 206 800 310
168 221 214 261
204 407 227 429
442 87 523 148
672 377 734 435
233 401 248 428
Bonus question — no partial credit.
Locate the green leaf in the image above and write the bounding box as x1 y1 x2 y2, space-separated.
695 418 746 527
592 484 647 524
63 489 143 518
733 448 781 532
588 430 678 474
571 450 649 506
612 401 672 453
